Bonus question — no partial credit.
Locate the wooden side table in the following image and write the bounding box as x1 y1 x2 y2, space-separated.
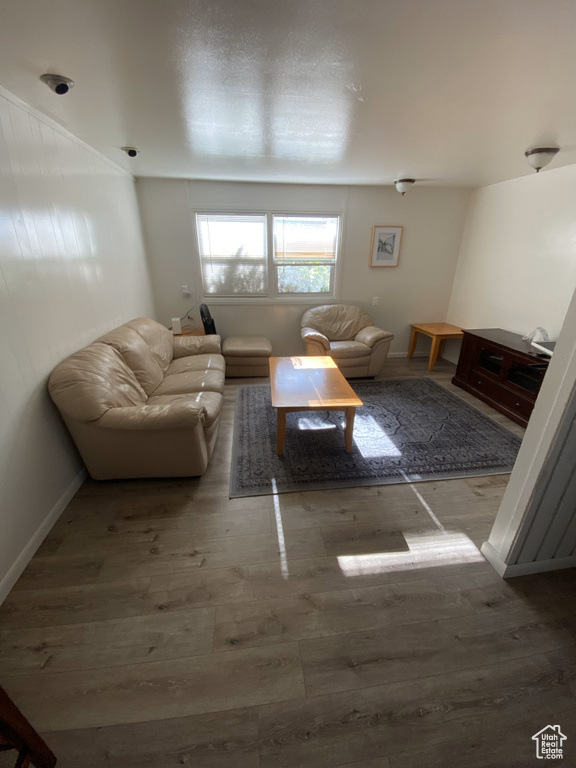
174 328 205 337
408 322 463 371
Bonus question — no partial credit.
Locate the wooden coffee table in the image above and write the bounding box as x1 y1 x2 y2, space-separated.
269 356 363 455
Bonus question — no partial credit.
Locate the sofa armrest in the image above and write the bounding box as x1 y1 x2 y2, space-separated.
354 326 394 348
97 401 206 430
173 334 222 359
301 327 330 350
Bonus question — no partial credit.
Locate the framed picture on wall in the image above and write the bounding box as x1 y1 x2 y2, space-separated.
370 226 403 267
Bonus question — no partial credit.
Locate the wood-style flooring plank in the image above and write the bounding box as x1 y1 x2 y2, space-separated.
49 496 121 529
320 524 410 557
144 567 258 612
247 556 494 598
213 573 503 651
98 529 327 582
55 506 271 556
387 710 576 768
547 643 576 698
42 707 259 768
11 554 104 591
413 478 506 522
258 655 572 768
0 578 150 629
143 556 497 616
270 502 425 533
300 603 576 696
34 536 65 557
0 608 215 674
2 642 305 731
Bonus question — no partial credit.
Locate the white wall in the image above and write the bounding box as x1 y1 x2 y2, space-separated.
0 88 155 601
445 164 576 362
137 179 470 356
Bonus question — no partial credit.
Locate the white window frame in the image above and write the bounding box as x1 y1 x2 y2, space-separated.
193 210 343 303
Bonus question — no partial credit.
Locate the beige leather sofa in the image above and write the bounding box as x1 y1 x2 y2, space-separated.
301 304 394 377
48 318 225 479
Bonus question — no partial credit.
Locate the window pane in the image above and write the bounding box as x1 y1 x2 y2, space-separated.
203 263 266 295
274 216 339 261
277 264 332 294
197 213 267 296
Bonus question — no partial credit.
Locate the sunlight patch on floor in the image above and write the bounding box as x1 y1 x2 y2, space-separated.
297 416 337 431
271 479 289 579
353 414 402 459
402 474 445 531
337 530 484 576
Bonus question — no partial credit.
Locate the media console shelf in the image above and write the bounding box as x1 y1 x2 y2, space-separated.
452 328 550 427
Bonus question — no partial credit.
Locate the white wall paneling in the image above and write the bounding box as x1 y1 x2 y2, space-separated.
137 178 470 356
481 279 576 577
0 86 155 602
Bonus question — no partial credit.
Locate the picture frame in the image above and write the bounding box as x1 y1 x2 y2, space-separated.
370 226 403 267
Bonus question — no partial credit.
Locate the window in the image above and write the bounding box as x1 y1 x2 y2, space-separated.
196 213 267 297
273 215 339 295
195 212 340 298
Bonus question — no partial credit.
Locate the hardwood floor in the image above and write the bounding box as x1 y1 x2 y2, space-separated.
1 358 575 767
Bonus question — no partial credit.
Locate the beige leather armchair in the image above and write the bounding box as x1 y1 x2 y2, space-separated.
301 304 394 377
48 318 225 479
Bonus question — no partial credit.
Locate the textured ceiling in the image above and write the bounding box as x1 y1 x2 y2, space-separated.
1 0 575 186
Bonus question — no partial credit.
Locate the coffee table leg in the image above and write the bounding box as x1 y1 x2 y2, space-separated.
277 409 287 455
407 328 418 359
345 407 356 452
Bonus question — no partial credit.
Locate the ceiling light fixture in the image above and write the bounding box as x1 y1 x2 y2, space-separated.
394 178 415 196
40 74 74 95
524 147 559 173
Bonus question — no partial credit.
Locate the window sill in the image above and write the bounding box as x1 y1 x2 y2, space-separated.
200 297 339 306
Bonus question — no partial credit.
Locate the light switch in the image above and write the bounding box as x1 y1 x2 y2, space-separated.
372 296 379 306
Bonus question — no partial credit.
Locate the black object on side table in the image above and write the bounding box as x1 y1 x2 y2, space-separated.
452 328 550 427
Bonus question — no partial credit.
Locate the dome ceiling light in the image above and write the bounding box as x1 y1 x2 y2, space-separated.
394 179 415 196
524 147 560 173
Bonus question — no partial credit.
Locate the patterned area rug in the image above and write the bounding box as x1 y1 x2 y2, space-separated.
229 377 522 498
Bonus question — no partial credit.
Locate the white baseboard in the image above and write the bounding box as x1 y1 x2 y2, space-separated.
388 352 429 359
0 468 87 605
481 541 576 578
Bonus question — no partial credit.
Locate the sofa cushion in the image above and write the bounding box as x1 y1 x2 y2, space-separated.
97 326 164 395
301 305 373 341
48 343 147 422
222 336 272 357
148 392 223 428
329 340 372 359
152 369 225 396
125 317 174 373
173 335 222 358
166 354 226 376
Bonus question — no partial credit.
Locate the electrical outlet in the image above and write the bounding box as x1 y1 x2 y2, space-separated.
182 285 190 297
372 296 379 306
